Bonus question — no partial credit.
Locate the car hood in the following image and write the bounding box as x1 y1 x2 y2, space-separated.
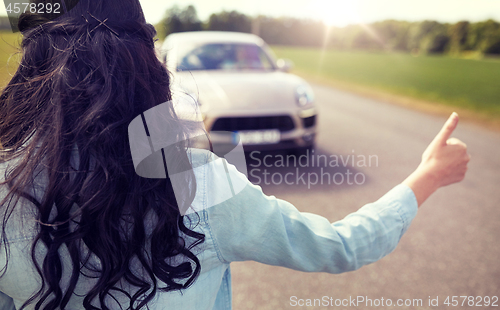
172 71 305 113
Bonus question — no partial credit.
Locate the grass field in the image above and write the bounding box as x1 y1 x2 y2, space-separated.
0 31 21 86
271 46 500 119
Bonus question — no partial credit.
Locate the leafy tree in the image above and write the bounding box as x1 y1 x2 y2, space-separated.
259 17 326 47
178 5 203 32
159 5 202 38
406 21 450 54
467 19 500 54
350 27 385 50
420 33 450 54
206 11 252 33
448 21 469 53
371 20 411 51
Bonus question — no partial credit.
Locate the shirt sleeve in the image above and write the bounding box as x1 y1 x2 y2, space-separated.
0 291 16 310
205 156 418 274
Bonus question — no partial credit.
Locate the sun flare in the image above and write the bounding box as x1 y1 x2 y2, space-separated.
312 0 360 27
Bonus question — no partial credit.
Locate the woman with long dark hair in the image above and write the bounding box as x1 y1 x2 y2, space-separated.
0 0 205 308
0 1 469 309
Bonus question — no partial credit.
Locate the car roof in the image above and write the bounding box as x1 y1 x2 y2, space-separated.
164 31 265 46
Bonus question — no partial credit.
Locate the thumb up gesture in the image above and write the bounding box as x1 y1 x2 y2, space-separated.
403 113 470 206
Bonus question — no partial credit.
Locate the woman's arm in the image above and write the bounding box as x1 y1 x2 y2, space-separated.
203 112 469 272
205 158 418 273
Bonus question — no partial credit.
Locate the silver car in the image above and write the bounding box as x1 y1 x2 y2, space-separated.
160 31 317 153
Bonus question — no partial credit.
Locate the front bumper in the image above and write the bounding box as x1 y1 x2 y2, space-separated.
204 107 318 152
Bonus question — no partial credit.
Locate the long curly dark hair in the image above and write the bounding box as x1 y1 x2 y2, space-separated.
0 0 204 309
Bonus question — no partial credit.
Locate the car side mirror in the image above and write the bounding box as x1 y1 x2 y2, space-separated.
276 59 294 72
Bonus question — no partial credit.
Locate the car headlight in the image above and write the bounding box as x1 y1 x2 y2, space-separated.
295 84 314 107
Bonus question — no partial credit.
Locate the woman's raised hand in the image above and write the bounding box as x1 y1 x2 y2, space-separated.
403 113 471 206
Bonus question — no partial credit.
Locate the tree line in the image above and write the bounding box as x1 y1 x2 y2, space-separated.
1 6 498 55
158 5 500 55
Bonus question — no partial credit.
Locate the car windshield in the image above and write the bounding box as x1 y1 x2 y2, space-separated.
177 43 276 72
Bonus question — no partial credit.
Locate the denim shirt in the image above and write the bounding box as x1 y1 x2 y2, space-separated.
0 149 418 309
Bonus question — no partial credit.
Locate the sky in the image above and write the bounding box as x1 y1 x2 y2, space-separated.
2 0 500 27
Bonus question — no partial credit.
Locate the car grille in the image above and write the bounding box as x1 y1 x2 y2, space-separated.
211 116 295 132
302 115 316 128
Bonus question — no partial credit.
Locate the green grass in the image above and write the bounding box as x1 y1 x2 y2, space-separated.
0 31 21 86
271 46 500 117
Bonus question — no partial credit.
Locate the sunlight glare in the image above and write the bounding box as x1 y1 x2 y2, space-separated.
312 0 360 27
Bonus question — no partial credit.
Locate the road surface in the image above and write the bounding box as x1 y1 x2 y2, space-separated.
231 84 500 310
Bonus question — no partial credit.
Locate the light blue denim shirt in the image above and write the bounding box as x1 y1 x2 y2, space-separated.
0 149 418 309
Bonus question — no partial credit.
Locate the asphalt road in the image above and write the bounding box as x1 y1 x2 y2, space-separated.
231 84 500 310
